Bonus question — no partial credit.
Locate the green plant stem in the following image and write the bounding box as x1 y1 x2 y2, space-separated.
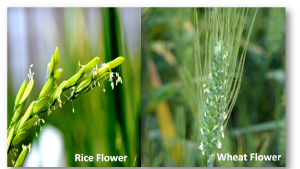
39 94 73 117
7 73 109 154
39 79 100 117
207 161 213 167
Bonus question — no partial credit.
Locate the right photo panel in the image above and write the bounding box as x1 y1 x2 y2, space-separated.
141 8 285 167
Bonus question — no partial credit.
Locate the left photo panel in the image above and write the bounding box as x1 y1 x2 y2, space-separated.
7 8 141 167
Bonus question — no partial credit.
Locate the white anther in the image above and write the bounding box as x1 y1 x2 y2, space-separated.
118 76 122 84
93 71 97 77
22 144 26 150
109 72 114 81
199 142 203 150
224 113 228 120
217 141 222 149
213 125 218 130
111 82 114 90
28 143 31 153
48 108 51 116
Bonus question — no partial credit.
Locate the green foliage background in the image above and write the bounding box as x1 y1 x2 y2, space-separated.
7 8 141 167
141 7 285 167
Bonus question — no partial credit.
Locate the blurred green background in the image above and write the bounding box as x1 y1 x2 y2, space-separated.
7 8 141 167
141 7 285 167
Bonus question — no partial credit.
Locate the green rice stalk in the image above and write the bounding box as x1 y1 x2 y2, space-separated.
12 131 30 147
32 96 51 115
107 56 125 69
74 75 93 93
19 78 34 105
10 100 27 127
39 77 55 98
63 68 84 90
48 85 57 100
17 101 35 132
82 57 100 74
7 46 125 166
54 69 63 82
14 144 31 167
7 126 15 152
14 79 27 109
18 117 37 133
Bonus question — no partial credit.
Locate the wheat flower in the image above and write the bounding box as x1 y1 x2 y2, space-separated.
194 8 257 167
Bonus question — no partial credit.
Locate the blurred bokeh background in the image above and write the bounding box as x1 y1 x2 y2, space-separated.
7 7 141 167
141 8 285 167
